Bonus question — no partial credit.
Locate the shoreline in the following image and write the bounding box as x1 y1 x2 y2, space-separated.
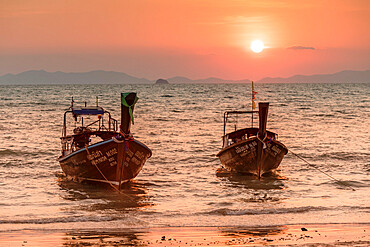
1 223 369 246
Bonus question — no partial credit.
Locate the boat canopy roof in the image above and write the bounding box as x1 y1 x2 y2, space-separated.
225 110 258 115
72 106 104 116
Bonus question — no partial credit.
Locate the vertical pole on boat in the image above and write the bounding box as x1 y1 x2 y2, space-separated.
251 112 253 127
256 102 269 178
251 81 257 127
251 82 254 127
223 112 227 147
117 92 137 190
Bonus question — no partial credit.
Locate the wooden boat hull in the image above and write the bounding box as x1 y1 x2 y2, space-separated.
58 138 152 187
217 137 288 176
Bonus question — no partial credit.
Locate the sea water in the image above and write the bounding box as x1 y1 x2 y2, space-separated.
0 83 369 232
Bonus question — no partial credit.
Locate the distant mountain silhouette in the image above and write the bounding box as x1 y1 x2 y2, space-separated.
257 70 370 83
167 76 251 84
0 70 150 84
0 69 368 85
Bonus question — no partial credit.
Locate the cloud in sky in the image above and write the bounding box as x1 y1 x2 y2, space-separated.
287 46 315 50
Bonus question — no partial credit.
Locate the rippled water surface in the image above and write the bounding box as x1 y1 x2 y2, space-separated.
0 83 369 232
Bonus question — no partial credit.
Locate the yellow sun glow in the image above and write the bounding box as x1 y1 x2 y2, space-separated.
250 40 264 53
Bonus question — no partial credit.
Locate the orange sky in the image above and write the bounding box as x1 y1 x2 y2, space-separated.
1 0 369 80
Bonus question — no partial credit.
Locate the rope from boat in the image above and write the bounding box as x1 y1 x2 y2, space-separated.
290 150 356 191
256 133 267 143
84 145 121 192
91 160 144 212
256 133 268 149
94 160 123 193
86 147 151 226
84 146 141 205
113 132 134 153
112 136 124 143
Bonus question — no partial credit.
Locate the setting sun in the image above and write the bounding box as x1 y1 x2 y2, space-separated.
250 40 265 53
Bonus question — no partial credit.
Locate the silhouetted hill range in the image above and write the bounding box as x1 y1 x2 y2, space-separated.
257 70 370 83
0 69 368 84
0 70 150 84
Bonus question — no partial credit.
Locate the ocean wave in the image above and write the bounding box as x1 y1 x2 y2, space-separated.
153 117 170 122
0 215 119 224
317 152 369 161
0 149 20 156
320 180 369 188
203 206 329 216
0 149 55 158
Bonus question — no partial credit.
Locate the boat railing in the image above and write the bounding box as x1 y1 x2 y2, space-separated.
223 110 259 137
62 110 118 137
101 110 118 132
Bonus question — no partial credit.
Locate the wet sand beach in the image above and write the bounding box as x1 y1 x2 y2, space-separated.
1 224 369 246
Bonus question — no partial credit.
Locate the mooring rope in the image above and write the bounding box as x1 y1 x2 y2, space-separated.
85 145 122 192
91 155 140 203
289 150 356 191
64 144 151 226
84 145 139 202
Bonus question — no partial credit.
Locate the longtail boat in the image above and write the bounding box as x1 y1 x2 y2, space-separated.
58 93 152 189
217 97 288 178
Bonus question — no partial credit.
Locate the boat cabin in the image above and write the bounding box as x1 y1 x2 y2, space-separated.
61 100 118 157
222 111 278 148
